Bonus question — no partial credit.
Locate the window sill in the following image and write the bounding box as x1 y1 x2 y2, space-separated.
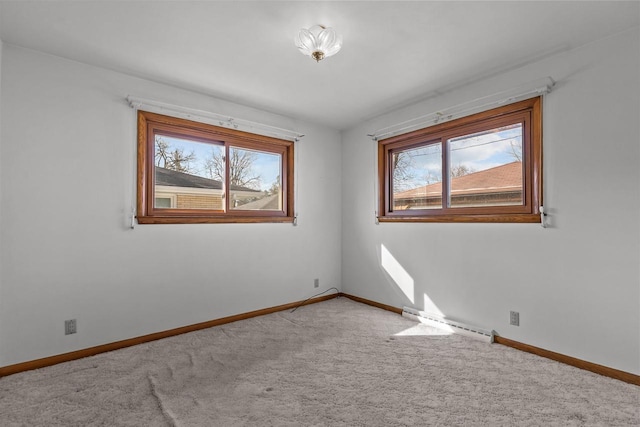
136 216 295 224
377 214 541 223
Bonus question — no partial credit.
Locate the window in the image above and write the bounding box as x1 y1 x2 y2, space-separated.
378 97 542 223
136 111 294 224
154 194 176 208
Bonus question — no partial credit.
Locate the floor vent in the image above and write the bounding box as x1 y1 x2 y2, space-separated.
402 306 495 343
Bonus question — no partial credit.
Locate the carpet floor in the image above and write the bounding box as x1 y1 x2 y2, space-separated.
0 297 638 426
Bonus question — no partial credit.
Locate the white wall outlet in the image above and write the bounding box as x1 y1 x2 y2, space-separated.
65 319 77 335
510 311 520 326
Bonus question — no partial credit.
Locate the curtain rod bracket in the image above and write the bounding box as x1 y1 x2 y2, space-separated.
126 95 303 142
368 76 554 141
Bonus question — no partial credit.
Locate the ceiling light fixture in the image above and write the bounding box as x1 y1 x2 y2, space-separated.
294 25 342 62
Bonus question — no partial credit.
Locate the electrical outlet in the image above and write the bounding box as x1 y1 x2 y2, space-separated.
65 319 77 335
510 311 519 326
314 278 320 288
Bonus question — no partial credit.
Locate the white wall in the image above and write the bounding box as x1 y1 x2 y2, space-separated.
342 28 640 374
0 45 342 366
0 38 3 361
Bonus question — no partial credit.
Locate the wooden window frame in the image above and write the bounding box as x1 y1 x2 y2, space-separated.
378 97 542 223
136 111 294 224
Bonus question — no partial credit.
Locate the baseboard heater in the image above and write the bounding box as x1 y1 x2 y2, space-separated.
402 306 495 343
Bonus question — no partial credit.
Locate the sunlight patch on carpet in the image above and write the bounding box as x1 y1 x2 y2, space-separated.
393 324 453 337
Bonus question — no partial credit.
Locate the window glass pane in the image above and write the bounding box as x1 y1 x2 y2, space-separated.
447 123 523 208
229 147 282 211
392 143 443 210
154 135 224 210
154 197 172 208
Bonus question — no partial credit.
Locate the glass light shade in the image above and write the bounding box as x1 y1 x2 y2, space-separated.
295 25 342 62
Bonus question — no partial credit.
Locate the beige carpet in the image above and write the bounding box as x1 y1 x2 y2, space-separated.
0 297 638 426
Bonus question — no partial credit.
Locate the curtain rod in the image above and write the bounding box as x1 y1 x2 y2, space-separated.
368 76 555 141
126 96 305 142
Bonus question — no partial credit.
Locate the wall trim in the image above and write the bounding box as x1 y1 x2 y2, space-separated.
493 335 640 386
2 293 637 387
339 293 403 314
0 293 338 378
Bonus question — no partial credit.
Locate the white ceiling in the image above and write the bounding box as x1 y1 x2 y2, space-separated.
0 1 638 130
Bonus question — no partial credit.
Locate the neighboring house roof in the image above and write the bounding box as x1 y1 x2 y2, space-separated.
236 194 280 210
394 161 523 200
155 167 259 192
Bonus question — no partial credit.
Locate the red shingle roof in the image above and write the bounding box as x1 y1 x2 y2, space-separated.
394 161 523 200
